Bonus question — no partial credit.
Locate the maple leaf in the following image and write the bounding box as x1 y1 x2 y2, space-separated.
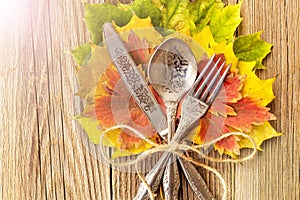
225 97 276 133
238 121 282 150
71 45 112 98
71 43 91 66
195 112 240 155
215 134 240 155
209 3 242 42
130 0 162 27
125 30 153 65
192 26 215 55
192 26 239 70
94 64 160 155
72 2 281 158
234 32 273 69
238 61 275 106
84 3 132 44
160 0 191 36
74 115 101 144
84 0 163 45
223 72 244 103
114 15 163 46
211 41 239 70
189 0 224 33
74 115 123 147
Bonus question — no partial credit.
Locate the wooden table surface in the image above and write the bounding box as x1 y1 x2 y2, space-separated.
0 0 299 199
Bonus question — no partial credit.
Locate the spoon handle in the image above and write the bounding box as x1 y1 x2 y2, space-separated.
163 154 180 200
163 102 180 199
165 102 178 140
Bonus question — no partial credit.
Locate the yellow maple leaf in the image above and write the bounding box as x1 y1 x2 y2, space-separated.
111 140 153 159
210 41 239 70
238 61 275 107
113 15 163 46
238 121 282 150
76 45 112 98
237 60 256 74
192 26 239 70
192 26 215 56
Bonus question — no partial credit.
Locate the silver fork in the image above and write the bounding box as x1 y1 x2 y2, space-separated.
134 55 231 200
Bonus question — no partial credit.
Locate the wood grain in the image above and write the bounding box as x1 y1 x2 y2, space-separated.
0 0 299 199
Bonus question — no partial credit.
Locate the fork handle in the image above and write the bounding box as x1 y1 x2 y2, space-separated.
173 96 209 142
178 157 216 200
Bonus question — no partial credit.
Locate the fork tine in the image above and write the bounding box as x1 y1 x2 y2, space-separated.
200 61 226 101
194 57 221 98
187 55 215 96
206 63 232 105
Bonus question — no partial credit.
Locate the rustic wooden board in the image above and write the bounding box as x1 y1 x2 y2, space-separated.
0 0 299 199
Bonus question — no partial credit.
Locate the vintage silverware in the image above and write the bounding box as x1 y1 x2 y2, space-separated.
148 38 197 200
134 55 231 200
102 23 167 134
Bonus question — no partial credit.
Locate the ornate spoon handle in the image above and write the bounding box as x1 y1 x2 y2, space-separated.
163 102 180 200
163 154 180 200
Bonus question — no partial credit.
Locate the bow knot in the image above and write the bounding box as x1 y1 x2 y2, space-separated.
99 124 257 200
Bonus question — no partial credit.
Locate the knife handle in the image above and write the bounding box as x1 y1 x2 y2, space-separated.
103 23 167 132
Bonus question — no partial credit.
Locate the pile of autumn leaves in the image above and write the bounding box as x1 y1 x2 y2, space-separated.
71 0 281 158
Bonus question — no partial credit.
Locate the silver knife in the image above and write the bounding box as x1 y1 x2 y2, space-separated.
103 23 167 133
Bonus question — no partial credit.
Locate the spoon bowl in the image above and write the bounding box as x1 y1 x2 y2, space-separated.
148 38 197 103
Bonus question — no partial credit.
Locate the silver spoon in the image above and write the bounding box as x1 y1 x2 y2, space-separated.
148 38 197 199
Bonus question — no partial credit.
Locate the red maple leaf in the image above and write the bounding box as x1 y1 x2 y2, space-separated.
225 97 276 132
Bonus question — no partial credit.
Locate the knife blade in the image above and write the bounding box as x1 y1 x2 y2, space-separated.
103 22 167 133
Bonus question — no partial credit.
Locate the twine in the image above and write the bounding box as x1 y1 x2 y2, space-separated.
99 125 257 200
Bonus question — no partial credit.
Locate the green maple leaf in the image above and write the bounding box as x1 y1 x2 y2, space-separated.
160 0 191 35
233 32 273 69
84 3 133 45
189 0 224 33
84 1 162 45
209 3 242 42
131 0 162 27
71 43 91 66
